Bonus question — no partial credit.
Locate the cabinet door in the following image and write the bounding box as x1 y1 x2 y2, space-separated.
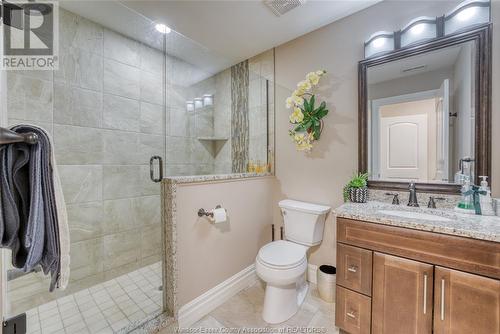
434 267 500 334
372 253 433 334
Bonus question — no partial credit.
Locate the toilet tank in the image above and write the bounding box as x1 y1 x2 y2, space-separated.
279 199 331 246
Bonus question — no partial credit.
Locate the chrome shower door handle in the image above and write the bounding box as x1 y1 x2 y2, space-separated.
150 156 164 183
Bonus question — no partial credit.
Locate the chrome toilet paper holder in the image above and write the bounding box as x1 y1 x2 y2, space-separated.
198 205 222 218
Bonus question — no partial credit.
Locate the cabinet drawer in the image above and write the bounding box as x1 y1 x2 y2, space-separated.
336 286 371 334
337 243 373 296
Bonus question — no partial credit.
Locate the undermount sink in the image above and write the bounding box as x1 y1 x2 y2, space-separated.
378 210 452 222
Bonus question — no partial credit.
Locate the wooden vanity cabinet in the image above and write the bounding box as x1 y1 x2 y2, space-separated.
371 253 433 334
433 267 500 334
336 218 500 334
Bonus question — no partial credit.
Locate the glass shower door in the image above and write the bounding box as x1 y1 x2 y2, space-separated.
1 2 167 333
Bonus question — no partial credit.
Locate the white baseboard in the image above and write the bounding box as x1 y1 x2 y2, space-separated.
178 264 258 328
307 264 318 285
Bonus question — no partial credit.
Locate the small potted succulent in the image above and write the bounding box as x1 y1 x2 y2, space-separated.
343 172 369 203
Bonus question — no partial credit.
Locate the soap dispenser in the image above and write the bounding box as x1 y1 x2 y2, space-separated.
455 178 475 214
479 176 495 216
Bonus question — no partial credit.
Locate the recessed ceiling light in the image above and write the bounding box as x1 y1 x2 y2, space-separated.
155 23 171 34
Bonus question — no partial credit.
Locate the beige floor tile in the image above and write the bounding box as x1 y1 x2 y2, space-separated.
199 281 339 332
191 315 225 328
210 289 268 328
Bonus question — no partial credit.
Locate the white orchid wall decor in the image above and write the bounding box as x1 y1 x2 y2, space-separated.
286 70 329 151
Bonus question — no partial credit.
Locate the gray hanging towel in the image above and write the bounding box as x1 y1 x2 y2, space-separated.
0 125 67 291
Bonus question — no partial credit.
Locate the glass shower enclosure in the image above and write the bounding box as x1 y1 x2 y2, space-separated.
1 2 167 333
0 1 274 333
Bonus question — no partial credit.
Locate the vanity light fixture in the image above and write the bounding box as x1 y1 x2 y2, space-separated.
400 17 437 48
364 31 395 58
194 98 203 110
186 101 194 112
444 0 490 35
363 0 491 59
202 94 214 107
155 23 171 34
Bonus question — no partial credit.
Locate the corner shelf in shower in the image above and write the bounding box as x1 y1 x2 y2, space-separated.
197 137 228 157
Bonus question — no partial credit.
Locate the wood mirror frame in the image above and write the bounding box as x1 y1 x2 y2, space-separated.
359 24 492 194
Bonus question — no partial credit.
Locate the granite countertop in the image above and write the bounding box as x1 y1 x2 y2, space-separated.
163 172 273 184
334 201 500 242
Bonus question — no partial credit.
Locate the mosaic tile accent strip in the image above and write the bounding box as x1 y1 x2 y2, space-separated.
231 60 249 173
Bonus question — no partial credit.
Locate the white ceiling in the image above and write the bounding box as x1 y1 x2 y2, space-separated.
367 43 469 85
61 0 381 74
123 0 380 66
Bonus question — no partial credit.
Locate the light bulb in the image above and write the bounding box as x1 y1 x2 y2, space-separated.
155 23 171 34
372 38 386 48
410 23 425 35
456 7 477 21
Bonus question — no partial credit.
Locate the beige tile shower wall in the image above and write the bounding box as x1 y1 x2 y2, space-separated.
175 176 275 307
165 58 218 176
273 1 487 268
6 9 164 314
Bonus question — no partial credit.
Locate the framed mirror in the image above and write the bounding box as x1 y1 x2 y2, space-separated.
359 24 492 194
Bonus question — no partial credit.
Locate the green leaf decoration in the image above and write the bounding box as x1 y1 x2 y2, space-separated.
303 120 313 129
315 108 329 119
303 98 309 112
287 71 330 152
312 124 321 140
294 124 305 132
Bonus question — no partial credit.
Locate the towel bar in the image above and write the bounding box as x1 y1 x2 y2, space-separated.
0 127 38 145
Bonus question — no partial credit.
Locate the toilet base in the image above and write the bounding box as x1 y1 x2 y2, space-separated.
262 279 309 324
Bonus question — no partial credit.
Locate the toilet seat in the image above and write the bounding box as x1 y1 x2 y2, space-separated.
256 241 308 287
257 240 307 269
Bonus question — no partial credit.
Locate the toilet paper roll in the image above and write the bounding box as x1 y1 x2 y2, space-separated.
212 207 227 224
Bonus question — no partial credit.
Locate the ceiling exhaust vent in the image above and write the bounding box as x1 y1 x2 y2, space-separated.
401 64 427 73
263 0 307 17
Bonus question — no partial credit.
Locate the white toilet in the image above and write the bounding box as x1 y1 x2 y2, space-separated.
255 199 330 324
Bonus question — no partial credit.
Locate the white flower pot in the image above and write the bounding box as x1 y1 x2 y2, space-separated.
317 265 336 303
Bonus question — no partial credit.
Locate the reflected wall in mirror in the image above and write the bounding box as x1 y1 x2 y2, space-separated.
367 41 475 184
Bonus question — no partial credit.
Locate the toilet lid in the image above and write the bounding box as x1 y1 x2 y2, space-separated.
258 240 307 268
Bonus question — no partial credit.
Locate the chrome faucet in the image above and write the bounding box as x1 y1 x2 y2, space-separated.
408 182 419 207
